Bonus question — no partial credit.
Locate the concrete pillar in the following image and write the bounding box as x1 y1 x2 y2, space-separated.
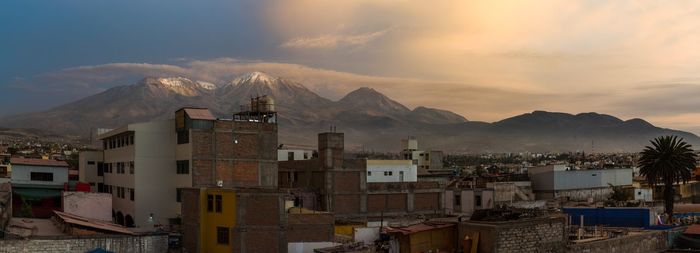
407 192 415 212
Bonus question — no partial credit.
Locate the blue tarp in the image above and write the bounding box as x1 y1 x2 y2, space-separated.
562 207 651 227
87 248 113 253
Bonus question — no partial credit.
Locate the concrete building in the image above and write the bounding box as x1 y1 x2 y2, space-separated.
80 106 278 228
10 158 70 218
278 148 314 161
400 137 446 175
78 150 103 192
529 164 633 201
279 132 445 219
366 160 417 183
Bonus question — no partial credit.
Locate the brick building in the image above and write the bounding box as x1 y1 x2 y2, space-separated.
278 132 445 219
180 98 334 253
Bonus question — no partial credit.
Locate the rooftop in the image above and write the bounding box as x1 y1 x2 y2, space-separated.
10 157 69 167
181 107 216 120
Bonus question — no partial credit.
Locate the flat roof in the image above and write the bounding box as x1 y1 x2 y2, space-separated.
10 158 69 167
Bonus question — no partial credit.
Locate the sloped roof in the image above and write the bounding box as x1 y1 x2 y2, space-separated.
53 211 135 235
183 108 216 120
10 158 69 167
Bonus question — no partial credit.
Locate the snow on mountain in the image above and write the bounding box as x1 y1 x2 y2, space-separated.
231 71 278 86
196 81 217 90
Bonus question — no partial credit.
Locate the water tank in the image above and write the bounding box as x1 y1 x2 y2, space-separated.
257 96 275 112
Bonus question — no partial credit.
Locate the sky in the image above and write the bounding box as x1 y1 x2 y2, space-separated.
3 1 700 133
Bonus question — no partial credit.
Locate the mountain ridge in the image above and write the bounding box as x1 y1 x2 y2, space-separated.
1 72 698 153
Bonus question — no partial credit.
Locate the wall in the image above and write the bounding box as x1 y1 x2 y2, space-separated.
459 216 566 253
366 160 417 183
0 234 168 253
567 230 667 253
78 151 103 192
10 165 69 186
62 192 112 221
200 188 237 253
553 169 632 190
278 149 313 161
131 120 176 228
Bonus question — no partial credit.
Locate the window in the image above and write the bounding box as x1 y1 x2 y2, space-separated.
215 195 222 213
176 188 183 203
177 130 189 144
97 183 104 193
384 171 393 176
303 152 308 159
116 187 125 199
103 141 108 150
288 151 294 161
130 188 134 201
117 162 125 174
176 160 189 174
87 161 95 165
129 161 135 174
425 153 430 160
216 227 229 245
454 194 461 206
30 172 53 181
97 162 104 176
130 135 134 145
207 194 214 212
475 195 482 207
367 171 371 176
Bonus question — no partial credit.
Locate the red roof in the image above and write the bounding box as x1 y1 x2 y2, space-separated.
10 158 69 167
183 108 216 120
383 222 456 235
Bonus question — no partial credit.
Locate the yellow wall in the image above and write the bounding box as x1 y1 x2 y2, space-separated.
334 224 364 235
200 188 237 253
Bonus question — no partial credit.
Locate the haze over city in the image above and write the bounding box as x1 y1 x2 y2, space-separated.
3 1 700 134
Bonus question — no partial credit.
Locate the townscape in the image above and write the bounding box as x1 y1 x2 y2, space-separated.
6 1 700 253
0 96 699 253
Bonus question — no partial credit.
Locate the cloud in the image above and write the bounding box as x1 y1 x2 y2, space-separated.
281 30 388 49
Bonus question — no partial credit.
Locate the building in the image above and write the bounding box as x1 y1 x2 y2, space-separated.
181 188 334 253
77 150 103 192
279 132 445 219
80 106 278 228
400 137 448 176
444 179 494 216
10 157 70 218
528 164 633 201
366 159 417 183
179 99 336 253
278 147 314 161
383 221 456 253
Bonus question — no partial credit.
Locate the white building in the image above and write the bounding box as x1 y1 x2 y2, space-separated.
278 149 313 161
529 164 633 201
10 157 69 187
366 160 417 183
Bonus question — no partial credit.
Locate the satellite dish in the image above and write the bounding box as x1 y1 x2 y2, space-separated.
217 180 223 187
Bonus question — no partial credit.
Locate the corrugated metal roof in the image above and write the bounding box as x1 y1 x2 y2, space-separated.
10 158 69 167
383 222 456 235
54 211 135 235
183 108 216 120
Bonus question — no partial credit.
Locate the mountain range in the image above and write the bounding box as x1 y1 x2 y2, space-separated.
2 71 698 153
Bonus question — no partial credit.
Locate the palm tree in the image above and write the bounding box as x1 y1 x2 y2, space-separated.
639 135 697 219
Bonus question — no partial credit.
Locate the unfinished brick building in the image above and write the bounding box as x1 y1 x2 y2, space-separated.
279 132 445 219
181 98 334 253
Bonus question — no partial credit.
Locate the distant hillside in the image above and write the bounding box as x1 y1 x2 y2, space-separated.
2 72 698 153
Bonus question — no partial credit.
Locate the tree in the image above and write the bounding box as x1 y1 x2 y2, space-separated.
639 135 697 219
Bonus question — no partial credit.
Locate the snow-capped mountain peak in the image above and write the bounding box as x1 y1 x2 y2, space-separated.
231 71 278 85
